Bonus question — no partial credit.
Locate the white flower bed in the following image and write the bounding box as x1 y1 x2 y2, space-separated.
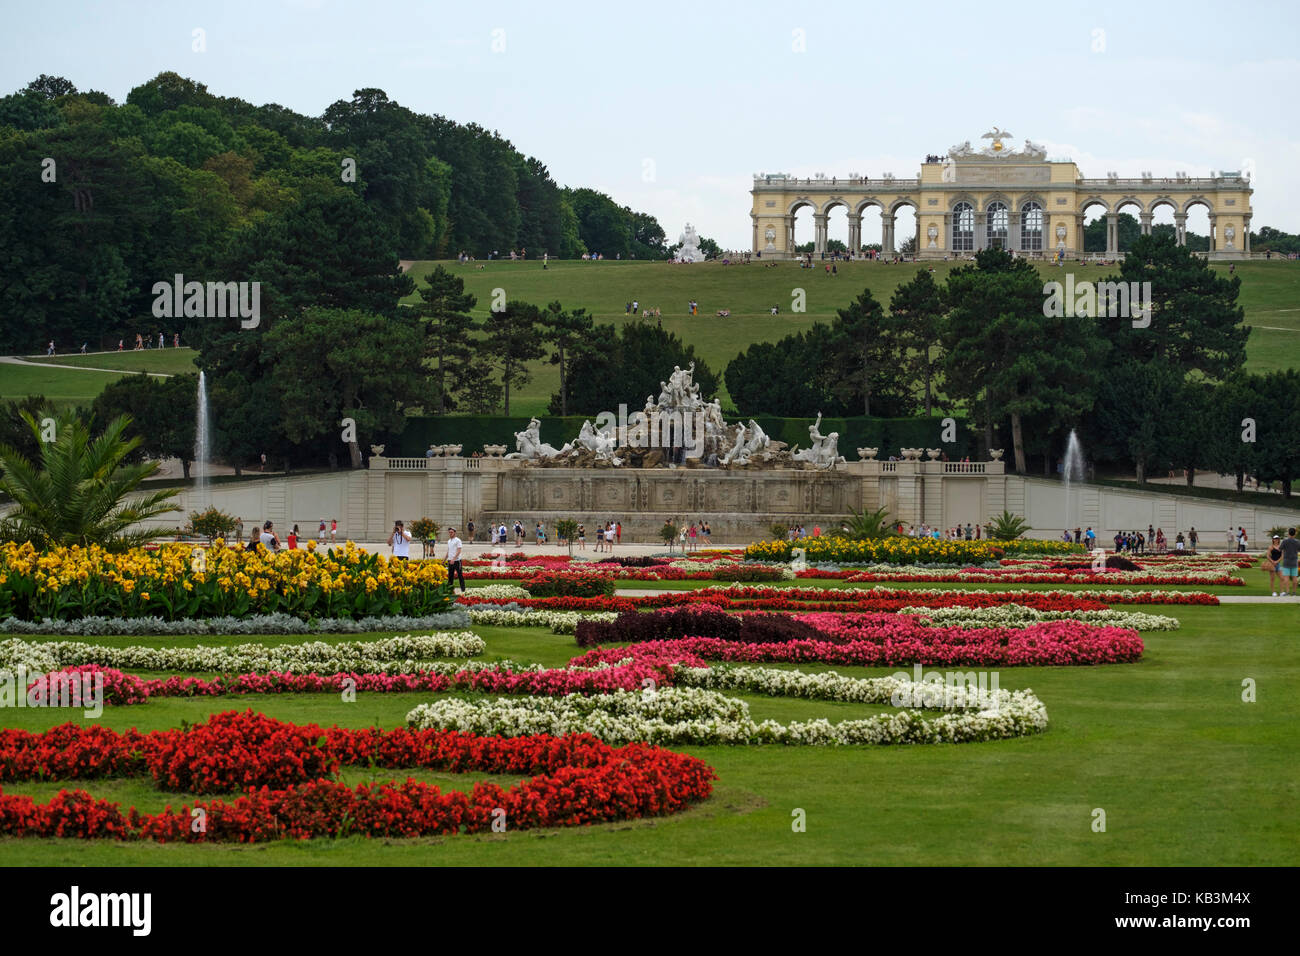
466 583 532 599
0 632 486 675
467 607 618 633
896 604 1181 631
406 669 1048 746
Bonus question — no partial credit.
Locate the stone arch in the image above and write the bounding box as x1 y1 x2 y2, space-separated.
854 198 885 217
1182 196 1214 215
1148 197 1179 216
888 199 918 254
1078 196 1110 216
1113 198 1144 252
820 197 851 216
787 197 816 216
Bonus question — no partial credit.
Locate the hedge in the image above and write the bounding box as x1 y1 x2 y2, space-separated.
392 414 973 459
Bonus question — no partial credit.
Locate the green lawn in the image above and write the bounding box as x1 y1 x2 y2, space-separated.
5 263 1296 416
401 258 1300 415
0 349 197 406
2 603 1295 865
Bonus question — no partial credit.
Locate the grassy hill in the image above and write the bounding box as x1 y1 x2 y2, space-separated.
4 260 1297 415
401 258 1300 413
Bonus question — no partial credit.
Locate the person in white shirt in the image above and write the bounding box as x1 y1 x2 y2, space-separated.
446 527 465 592
390 520 412 560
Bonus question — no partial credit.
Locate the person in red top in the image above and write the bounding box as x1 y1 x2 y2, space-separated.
616 521 622 544
330 519 338 541
287 525 299 550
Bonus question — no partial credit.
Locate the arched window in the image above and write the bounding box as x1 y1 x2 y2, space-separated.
986 201 1008 249
952 202 974 251
1020 202 1043 251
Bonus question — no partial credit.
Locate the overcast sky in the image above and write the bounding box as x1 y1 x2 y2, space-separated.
3 0 1297 249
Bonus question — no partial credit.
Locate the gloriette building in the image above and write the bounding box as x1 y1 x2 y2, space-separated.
749 129 1253 259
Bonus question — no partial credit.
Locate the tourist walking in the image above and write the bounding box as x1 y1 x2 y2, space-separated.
446 527 466 592
287 525 299 550
330 519 338 542
605 524 615 551
1189 527 1199 551
577 523 586 550
318 519 326 542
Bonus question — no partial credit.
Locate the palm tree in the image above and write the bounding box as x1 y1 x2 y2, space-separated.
0 410 180 550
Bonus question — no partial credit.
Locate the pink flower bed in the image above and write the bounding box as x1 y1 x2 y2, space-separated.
569 615 1144 667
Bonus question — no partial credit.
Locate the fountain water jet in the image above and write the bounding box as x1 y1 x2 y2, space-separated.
194 371 211 512
1063 429 1085 533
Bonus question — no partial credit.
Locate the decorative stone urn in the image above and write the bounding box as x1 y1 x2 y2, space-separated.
483 444 507 458
369 444 385 457
857 447 878 461
989 449 1004 461
430 445 447 457
900 447 923 461
444 444 463 457
925 448 941 460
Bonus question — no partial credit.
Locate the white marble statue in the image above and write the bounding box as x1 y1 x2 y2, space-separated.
791 412 846 468
676 224 707 263
764 225 776 252
507 417 564 459
949 140 974 158
722 419 772 466
574 420 622 463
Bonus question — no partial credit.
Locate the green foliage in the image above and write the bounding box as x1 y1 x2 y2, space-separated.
660 521 680 546
91 373 198 475
483 300 546 415
556 321 718 417
843 506 894 540
556 518 579 555
410 265 481 415
263 307 429 468
187 507 238 542
988 511 1031 540
768 523 789 540
0 410 181 550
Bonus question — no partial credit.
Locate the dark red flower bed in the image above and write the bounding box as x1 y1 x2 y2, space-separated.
576 607 823 648
0 712 714 842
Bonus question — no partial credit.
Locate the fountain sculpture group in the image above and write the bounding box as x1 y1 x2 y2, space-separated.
506 363 845 470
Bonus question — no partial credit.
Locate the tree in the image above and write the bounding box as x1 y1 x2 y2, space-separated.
557 322 719 416
483 301 545 415
889 270 946 416
264 307 428 468
897 236 917 256
411 266 478 415
1096 232 1248 381
92 373 199 476
24 75 78 100
1089 359 1185 483
0 411 181 550
943 248 1104 473
828 288 896 417
539 301 594 416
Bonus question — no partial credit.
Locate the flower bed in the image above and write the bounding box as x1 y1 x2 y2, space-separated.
458 584 1217 614
0 711 715 841
522 572 616 599
0 632 486 676
745 536 1082 565
467 607 618 633
897 604 1180 631
0 540 452 622
0 610 470 636
406 679 1049 747
569 615 1144 667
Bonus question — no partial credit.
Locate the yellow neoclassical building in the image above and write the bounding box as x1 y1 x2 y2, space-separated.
749 130 1253 260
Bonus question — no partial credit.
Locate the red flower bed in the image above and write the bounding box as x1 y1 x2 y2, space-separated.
459 585 1214 613
569 615 1145 668
32 660 678 706
0 712 714 842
